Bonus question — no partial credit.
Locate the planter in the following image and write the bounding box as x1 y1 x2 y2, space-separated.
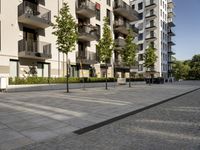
117 78 126 85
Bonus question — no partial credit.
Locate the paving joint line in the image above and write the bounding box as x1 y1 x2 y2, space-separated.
74 87 200 135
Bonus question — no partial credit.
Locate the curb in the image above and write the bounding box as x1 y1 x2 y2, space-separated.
74 87 200 135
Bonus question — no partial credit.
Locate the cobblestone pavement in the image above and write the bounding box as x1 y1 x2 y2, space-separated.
0 81 199 149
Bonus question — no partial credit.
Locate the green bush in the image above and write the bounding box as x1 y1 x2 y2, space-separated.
9 77 144 85
9 77 117 85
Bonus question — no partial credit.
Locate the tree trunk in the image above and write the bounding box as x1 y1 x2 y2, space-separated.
80 61 85 90
66 53 69 93
105 63 108 90
129 66 131 88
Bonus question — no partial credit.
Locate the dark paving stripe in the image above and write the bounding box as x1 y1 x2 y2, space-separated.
74 88 200 135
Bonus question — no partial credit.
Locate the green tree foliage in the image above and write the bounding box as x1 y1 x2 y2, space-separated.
52 2 77 92
144 43 158 71
188 54 200 79
96 17 114 89
121 29 137 87
173 61 190 80
96 17 114 63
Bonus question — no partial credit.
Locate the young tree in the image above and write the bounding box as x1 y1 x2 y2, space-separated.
144 43 158 85
52 3 77 93
96 17 114 90
121 29 137 87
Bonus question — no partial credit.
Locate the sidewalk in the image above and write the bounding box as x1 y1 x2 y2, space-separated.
0 82 199 150
7 81 145 92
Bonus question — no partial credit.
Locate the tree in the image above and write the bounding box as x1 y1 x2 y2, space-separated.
96 17 114 90
188 54 200 79
144 43 158 85
52 3 78 93
121 29 137 87
173 61 190 80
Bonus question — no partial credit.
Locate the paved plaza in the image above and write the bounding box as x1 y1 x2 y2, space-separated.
0 81 199 149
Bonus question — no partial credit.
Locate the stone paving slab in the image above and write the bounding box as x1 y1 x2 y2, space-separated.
0 82 199 149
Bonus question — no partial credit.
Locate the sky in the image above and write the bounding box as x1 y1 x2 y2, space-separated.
173 0 200 60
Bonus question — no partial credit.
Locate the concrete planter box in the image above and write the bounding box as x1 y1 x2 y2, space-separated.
117 78 126 85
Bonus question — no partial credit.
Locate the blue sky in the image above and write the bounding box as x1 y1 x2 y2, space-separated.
174 0 200 60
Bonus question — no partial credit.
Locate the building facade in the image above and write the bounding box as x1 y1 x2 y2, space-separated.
131 0 175 79
0 0 140 79
0 0 175 79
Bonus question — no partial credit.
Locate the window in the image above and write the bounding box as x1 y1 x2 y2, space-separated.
138 44 143 51
96 24 101 40
9 60 19 77
138 33 143 41
138 64 143 71
138 13 143 20
107 0 111 6
138 2 143 10
37 62 50 77
132 4 135 10
106 9 111 25
96 3 101 21
138 54 144 61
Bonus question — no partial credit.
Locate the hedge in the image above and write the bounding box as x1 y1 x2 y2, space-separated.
9 77 117 85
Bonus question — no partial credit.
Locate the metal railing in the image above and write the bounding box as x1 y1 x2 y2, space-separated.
114 18 130 28
114 0 138 16
76 0 96 11
18 39 51 57
76 51 96 61
78 24 97 36
18 1 51 22
115 38 125 47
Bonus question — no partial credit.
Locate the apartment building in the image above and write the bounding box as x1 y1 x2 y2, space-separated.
131 0 175 79
0 0 139 79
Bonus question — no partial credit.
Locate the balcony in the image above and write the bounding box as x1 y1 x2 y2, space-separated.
18 1 51 29
145 35 157 43
168 9 175 18
114 60 129 69
168 50 175 55
145 24 157 31
168 0 175 8
78 25 98 42
168 29 175 36
168 40 176 46
18 39 52 60
76 51 97 64
113 0 138 21
145 13 157 20
145 0 157 9
76 0 96 18
114 19 138 35
115 38 125 50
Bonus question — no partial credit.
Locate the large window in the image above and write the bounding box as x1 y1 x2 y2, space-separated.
138 13 143 20
138 33 143 41
96 3 101 21
37 62 50 77
107 0 111 6
138 2 143 10
9 60 19 77
106 9 111 25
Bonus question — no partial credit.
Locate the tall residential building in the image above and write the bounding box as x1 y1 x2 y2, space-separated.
131 0 175 79
0 0 139 79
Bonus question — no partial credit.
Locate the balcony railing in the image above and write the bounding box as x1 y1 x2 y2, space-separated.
168 8 175 18
114 19 138 35
168 0 175 8
168 18 175 27
76 51 97 64
18 39 51 59
145 0 157 9
18 1 51 29
145 24 157 31
76 0 96 18
168 28 175 36
115 38 125 50
145 13 157 20
113 0 138 21
78 24 98 42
